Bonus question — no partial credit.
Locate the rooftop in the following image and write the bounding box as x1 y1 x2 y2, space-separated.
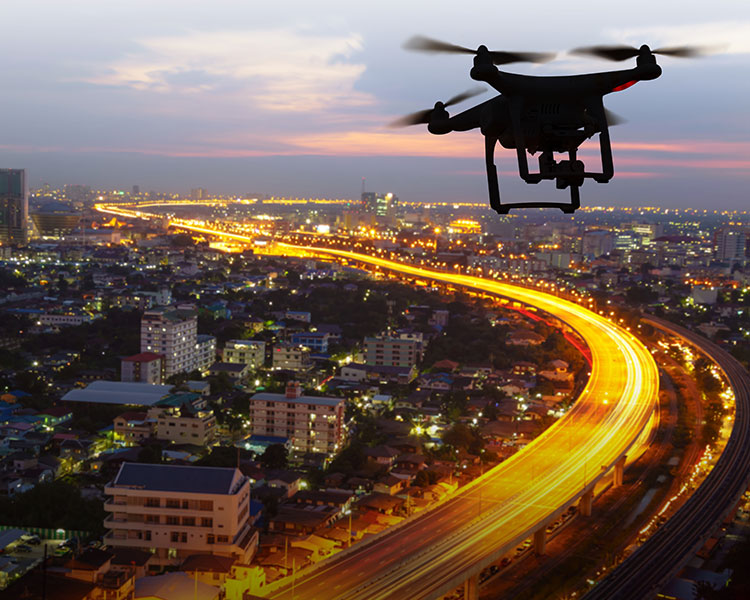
250 392 343 408
112 462 243 495
122 352 164 363
62 381 173 406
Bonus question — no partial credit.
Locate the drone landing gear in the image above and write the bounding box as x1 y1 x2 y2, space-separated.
484 137 581 214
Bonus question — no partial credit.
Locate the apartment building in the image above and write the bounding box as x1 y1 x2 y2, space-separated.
363 336 422 368
140 306 198 378
104 463 255 566
223 340 266 369
248 382 345 455
121 352 165 385
272 343 311 372
113 412 153 444
195 334 217 374
147 393 216 446
290 332 331 353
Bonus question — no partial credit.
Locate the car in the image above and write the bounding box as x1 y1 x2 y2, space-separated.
21 534 41 545
54 546 71 557
15 544 33 553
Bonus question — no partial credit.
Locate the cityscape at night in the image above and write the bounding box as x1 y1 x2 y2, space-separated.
2 2 750 600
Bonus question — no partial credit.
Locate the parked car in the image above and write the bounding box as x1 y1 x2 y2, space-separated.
21 534 41 545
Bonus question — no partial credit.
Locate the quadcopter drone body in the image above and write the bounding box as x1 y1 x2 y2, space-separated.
396 39 702 213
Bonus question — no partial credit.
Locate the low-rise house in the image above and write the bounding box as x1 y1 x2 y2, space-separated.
364 445 400 467
288 490 355 513
340 363 417 385
134 572 220 600
180 554 236 587
268 505 340 535
507 329 545 346
373 475 406 496
113 412 153 444
209 362 250 381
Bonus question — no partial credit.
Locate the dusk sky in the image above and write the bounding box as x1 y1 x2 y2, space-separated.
1 1 749 208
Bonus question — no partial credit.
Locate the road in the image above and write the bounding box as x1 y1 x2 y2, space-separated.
264 245 658 600
584 316 750 600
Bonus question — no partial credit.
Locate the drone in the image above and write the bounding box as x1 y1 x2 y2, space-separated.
393 36 708 214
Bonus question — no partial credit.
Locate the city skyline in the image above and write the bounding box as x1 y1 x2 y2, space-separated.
1 1 749 208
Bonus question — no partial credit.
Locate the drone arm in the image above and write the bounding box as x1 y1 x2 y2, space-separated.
447 104 484 132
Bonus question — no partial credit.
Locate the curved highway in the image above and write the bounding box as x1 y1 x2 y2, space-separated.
265 244 658 600
585 316 750 600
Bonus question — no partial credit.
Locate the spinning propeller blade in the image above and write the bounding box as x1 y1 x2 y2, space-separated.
404 35 555 65
571 43 716 61
604 108 626 126
389 88 486 127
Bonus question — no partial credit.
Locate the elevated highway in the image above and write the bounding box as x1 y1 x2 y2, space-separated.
585 316 750 600
265 244 658 600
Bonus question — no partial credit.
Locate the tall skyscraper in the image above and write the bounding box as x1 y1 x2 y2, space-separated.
361 191 398 218
0 169 28 245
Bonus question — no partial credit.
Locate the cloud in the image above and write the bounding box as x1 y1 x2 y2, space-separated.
84 28 372 113
605 21 750 55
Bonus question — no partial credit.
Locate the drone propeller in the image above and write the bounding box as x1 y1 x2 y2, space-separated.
389 87 486 127
404 35 555 65
570 44 714 61
604 107 626 126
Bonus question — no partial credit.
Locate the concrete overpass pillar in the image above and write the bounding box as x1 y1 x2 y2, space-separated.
580 489 593 517
463 573 479 600
534 526 547 555
613 455 627 487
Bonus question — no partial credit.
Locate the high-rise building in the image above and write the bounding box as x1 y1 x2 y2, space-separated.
30 201 81 239
190 187 207 200
361 191 398 218
716 228 748 263
141 306 198 378
0 169 28 245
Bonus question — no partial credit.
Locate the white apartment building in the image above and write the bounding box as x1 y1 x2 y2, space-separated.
195 334 217 374
272 343 311 372
248 382 345 454
364 336 422 368
147 395 216 446
141 307 198 378
39 312 94 328
104 463 255 566
223 340 266 369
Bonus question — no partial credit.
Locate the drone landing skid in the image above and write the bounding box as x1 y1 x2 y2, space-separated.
485 136 581 214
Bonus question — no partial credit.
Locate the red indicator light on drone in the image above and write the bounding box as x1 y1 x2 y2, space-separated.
612 80 637 92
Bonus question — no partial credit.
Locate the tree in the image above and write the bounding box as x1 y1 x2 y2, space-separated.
259 444 288 470
0 480 106 534
137 443 164 464
442 423 475 450
196 446 251 468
